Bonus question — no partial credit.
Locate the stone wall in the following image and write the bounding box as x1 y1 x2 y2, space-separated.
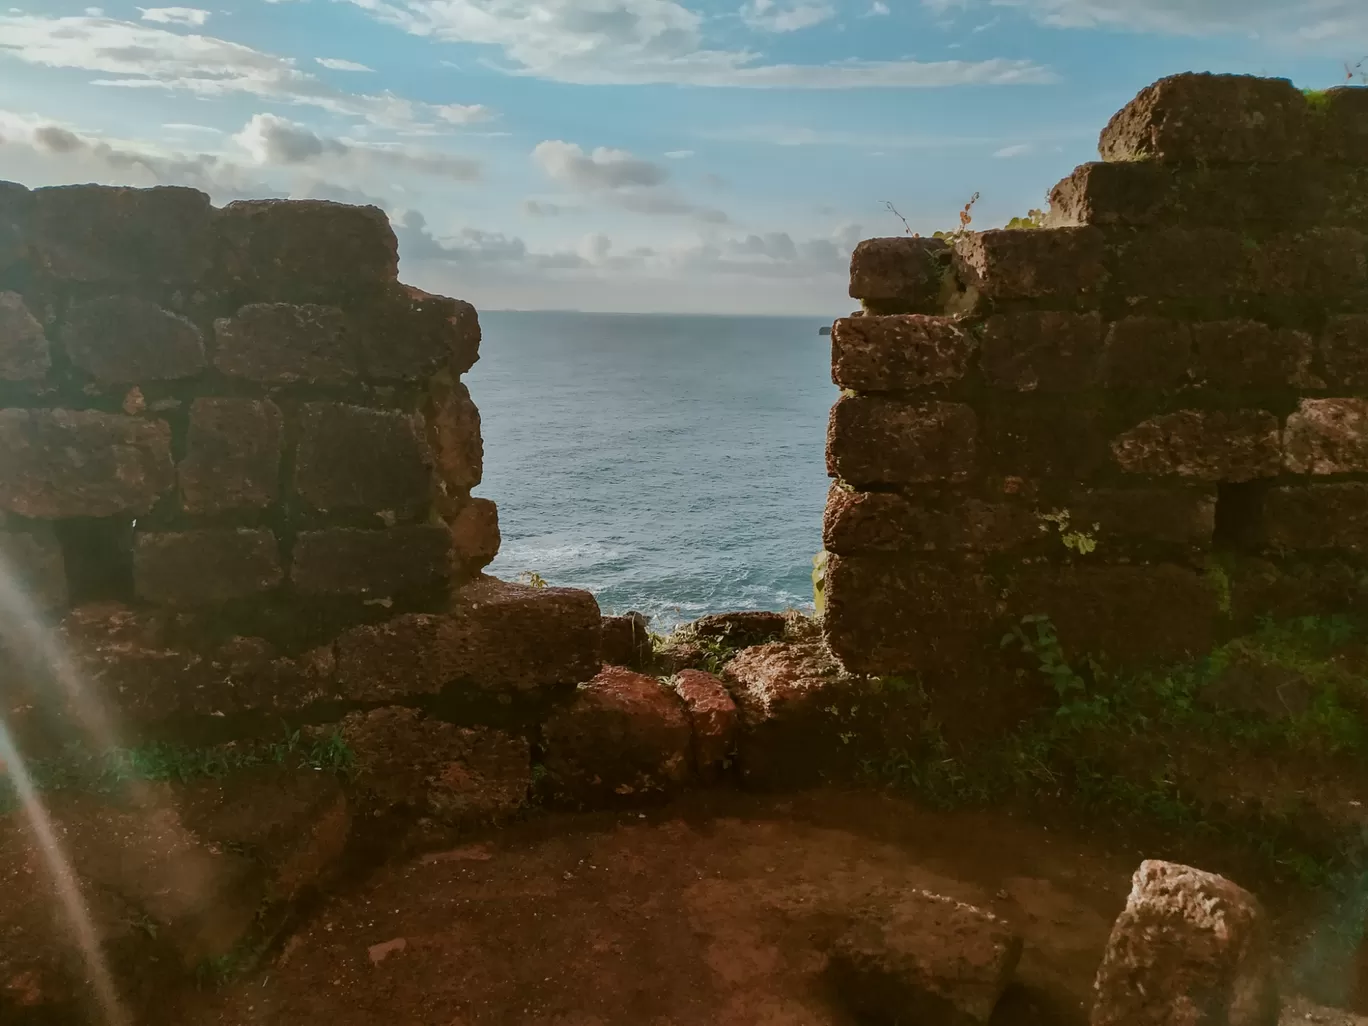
0 182 603 819
823 74 1368 726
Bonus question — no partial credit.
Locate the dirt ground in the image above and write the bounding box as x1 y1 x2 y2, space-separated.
150 789 1366 1026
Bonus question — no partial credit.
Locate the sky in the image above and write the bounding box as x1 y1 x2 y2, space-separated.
0 1 1363 314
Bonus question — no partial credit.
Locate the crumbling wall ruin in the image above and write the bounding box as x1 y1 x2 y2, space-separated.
824 74 1368 731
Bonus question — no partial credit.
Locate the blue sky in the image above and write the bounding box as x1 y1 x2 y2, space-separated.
0 1 1362 313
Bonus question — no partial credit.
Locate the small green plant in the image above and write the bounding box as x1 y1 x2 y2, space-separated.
932 192 980 240
1004 209 1046 229
1037 509 1099 555
520 571 548 589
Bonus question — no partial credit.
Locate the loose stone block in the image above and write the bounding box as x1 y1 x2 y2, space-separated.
823 488 1035 556
59 296 206 384
1247 228 1368 296
212 199 399 301
1264 483 1368 553
829 891 1023 1026
686 610 789 647
0 527 67 611
1284 398 1368 475
1111 410 1282 482
848 236 951 312
831 314 974 392
1114 228 1249 297
213 303 357 385
0 292 50 381
1313 85 1368 162
0 180 32 271
542 666 693 804
30 184 212 283
294 403 431 517
1321 315 1368 389
979 311 1103 392
178 398 284 514
1189 319 1315 389
672 668 738 783
449 497 500 575
1099 317 1192 389
951 227 1106 301
133 529 282 604
601 612 653 670
355 286 481 379
333 613 450 701
0 409 174 518
290 525 451 597
1098 73 1310 163
979 402 1113 481
1091 861 1278 1026
426 377 483 497
827 396 977 487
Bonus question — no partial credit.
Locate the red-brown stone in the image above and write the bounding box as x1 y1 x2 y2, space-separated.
830 314 975 391
979 311 1103 392
426 376 483 497
30 184 212 283
1098 73 1310 163
952 227 1106 301
823 487 1035 556
291 526 451 597
1283 398 1368 475
1247 228 1368 297
213 303 357 385
0 409 174 518
672 668 737 782
355 285 481 379
178 398 284 514
542 666 692 804
687 610 790 648
58 296 206 384
1114 228 1250 298
1315 85 1368 162
1111 410 1282 482
0 292 49 382
449 497 500 575
0 180 31 272
601 612 653 670
133 529 282 604
1099 317 1193 389
1189 320 1315 389
827 396 977 487
1264 483 1368 553
1090 861 1278 1026
294 403 432 517
0 527 67 611
1321 315 1368 389
848 236 951 312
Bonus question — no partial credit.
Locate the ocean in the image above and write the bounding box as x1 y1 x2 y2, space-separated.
469 310 839 631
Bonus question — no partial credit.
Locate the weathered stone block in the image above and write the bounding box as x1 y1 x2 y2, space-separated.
1321 315 1368 389
133 529 282 604
672 668 737 782
823 488 1035 556
30 184 212 283
1099 317 1192 389
213 303 356 385
827 396 976 487
979 311 1103 392
59 296 206 384
178 398 284 514
0 180 32 271
952 227 1106 301
1248 228 1368 296
0 292 49 382
291 526 451 597
831 314 974 392
1264 483 1368 553
1112 410 1282 482
0 409 173 518
1091 861 1278 1026
1189 319 1315 389
355 286 481 379
829 891 1023 1026
0 527 67 610
426 376 483 498
212 199 399 301
207 636 335 714
336 707 530 826
848 237 951 311
1067 487 1216 552
543 666 692 804
601 611 653 670
294 403 431 516
980 403 1112 481
1314 85 1368 162
722 640 853 786
333 613 449 701
1284 398 1368 475
1114 228 1249 297
1098 73 1309 163
686 611 789 648
449 497 500 575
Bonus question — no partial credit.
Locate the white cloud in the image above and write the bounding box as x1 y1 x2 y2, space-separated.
533 140 668 190
138 6 210 25
740 0 836 33
665 149 695 159
162 122 220 133
864 1 891 14
233 113 482 179
700 124 997 148
340 0 1055 86
523 198 579 216
992 142 1032 157
316 56 375 72
0 14 492 131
